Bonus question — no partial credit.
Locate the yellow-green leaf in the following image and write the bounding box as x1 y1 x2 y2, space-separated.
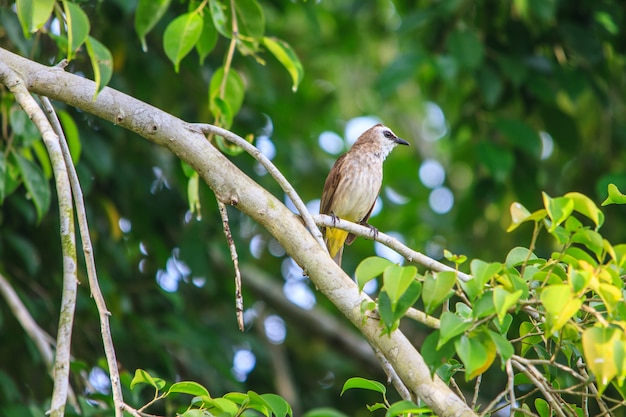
582 327 622 394
63 1 90 61
85 36 113 96
262 36 304 92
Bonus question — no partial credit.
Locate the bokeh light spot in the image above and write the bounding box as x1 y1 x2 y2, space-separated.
429 187 454 214
418 159 446 189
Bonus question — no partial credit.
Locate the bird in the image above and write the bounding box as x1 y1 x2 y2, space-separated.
320 123 409 266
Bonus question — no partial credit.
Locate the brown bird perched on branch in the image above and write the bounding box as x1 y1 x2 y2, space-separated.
320 124 409 266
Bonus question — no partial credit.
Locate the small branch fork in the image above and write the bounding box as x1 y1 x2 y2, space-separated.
191 123 326 249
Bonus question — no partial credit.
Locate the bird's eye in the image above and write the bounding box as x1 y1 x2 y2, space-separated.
383 130 394 139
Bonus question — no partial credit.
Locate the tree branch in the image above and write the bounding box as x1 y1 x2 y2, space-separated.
0 47 477 417
39 95 125 417
0 59 78 417
312 214 471 281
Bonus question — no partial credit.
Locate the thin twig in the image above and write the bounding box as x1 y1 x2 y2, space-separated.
313 214 471 281
373 346 413 402
404 307 440 328
218 200 245 331
39 95 125 417
0 273 81 411
190 123 326 249
0 272 55 367
0 61 78 417
471 374 482 410
479 389 508 417
577 359 611 416
506 359 516 412
511 357 569 417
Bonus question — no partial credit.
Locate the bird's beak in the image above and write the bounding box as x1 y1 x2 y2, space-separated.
395 137 410 146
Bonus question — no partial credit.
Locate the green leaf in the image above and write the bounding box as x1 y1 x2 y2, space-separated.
63 1 90 61
542 192 574 232
535 398 550 417
208 0 229 37
454 334 495 380
85 36 113 96
443 249 467 265
565 191 604 229
130 369 166 390
422 271 456 314
355 256 393 292
488 330 514 362
602 184 626 206
385 400 431 417
377 290 397 334
382 265 416 307
16 0 55 35
471 260 502 287
519 322 542 357
472 291 495 319
196 9 218 64
421 331 456 376
393 280 422 320
187 171 201 218
302 408 350 417
135 0 172 51
596 283 622 317
209 67 245 124
163 12 204 73
494 118 541 157
582 326 621 394
260 393 293 417
493 287 522 325
262 37 304 92
539 284 582 333
505 246 537 268
208 0 264 39
507 201 547 232
205 397 239 415
233 0 264 39
167 381 210 397
246 391 271 415
438 312 471 348
14 153 50 223
340 377 386 396
447 29 483 70
572 229 603 258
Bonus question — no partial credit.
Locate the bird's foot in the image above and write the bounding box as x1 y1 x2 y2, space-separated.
361 221 378 239
330 212 339 226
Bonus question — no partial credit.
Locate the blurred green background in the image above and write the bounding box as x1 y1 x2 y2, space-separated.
1 0 626 415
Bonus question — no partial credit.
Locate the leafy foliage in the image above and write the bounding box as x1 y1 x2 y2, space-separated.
2 0 626 416
357 186 626 412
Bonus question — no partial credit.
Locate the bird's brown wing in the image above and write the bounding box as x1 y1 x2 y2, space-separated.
320 153 347 215
345 199 376 245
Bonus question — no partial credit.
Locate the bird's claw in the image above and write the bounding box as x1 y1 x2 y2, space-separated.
361 221 378 239
330 212 339 226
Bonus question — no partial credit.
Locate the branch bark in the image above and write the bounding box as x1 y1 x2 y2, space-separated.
0 58 78 417
0 47 477 417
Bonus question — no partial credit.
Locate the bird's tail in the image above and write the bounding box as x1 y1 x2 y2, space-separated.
324 228 349 266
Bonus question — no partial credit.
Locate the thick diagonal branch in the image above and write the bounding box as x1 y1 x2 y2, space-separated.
0 47 477 417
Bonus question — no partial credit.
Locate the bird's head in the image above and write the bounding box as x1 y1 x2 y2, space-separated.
356 123 409 158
